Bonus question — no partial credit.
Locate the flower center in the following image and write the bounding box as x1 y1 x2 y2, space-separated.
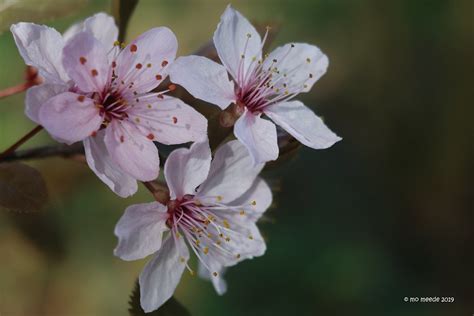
98 91 129 126
166 194 255 277
235 28 314 113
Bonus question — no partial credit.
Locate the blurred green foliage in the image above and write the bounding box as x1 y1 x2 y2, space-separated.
0 0 472 315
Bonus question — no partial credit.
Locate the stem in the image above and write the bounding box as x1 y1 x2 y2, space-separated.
0 82 33 99
142 181 170 204
0 125 43 160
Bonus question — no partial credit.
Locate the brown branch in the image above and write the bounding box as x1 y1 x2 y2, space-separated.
0 143 84 163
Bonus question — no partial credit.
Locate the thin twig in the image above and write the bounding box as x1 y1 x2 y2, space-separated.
0 125 43 160
0 82 33 99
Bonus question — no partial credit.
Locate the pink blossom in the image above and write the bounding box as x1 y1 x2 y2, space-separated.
170 5 341 164
114 139 272 312
11 13 207 197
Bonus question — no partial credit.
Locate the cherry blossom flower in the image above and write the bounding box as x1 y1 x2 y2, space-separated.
114 139 272 312
170 5 341 164
11 13 207 197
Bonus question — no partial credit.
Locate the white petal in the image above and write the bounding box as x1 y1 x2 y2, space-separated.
169 55 235 109
83 131 138 198
139 236 189 313
263 43 328 93
104 121 160 182
10 22 68 83
38 92 102 145
115 27 177 94
83 13 118 49
228 177 272 222
25 83 68 123
63 13 118 50
114 202 168 261
128 96 208 146
197 140 263 203
234 109 279 164
198 263 228 295
213 5 262 83
62 31 109 93
264 100 341 149
164 139 211 199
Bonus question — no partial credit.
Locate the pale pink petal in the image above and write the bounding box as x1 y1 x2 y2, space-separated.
227 178 272 222
83 131 138 197
104 121 159 181
205 212 266 265
198 263 228 295
38 92 102 145
25 83 68 123
169 55 235 109
115 27 177 94
139 236 189 313
128 96 207 145
197 140 264 203
264 100 341 149
10 23 68 83
114 202 169 261
62 32 109 93
234 109 279 164
63 13 118 50
164 139 211 199
263 43 328 93
213 5 262 83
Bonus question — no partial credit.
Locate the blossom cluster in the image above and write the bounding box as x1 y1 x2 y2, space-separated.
11 5 340 312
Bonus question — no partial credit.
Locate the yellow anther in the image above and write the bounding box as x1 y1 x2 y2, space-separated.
207 233 213 238
239 210 246 216
176 232 181 238
203 247 209 254
216 195 223 202
113 40 120 46
223 220 230 229
236 254 241 259
219 233 224 238
180 257 185 263
195 239 200 246
252 56 257 61
216 240 222 245
251 200 257 206
147 104 152 109
213 272 218 277
120 43 125 49
306 58 311 63
225 237 230 242
284 91 289 95
248 235 254 240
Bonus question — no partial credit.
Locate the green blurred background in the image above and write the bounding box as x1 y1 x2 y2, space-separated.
0 0 472 315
